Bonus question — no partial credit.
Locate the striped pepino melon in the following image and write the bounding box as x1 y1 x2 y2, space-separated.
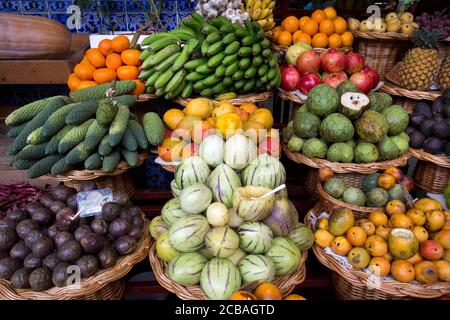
170 180 182 197
238 254 275 284
161 197 188 226
179 182 212 214
224 134 257 170
288 223 314 251
207 163 242 208
205 226 239 258
201 258 241 300
169 214 210 252
242 154 286 189
265 237 301 276
168 252 208 286
233 186 275 221
237 222 273 254
156 231 180 262
175 156 211 189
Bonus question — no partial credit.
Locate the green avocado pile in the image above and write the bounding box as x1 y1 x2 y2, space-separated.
5 80 164 178
283 82 410 163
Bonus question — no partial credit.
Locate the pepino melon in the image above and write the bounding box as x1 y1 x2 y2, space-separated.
242 154 286 189
169 214 210 252
207 163 242 208
179 182 212 214
201 258 241 300
175 156 211 189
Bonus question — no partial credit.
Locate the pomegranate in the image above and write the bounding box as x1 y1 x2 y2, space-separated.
281 65 301 91
320 49 347 73
298 72 322 94
345 52 365 74
349 72 373 94
362 66 381 89
323 72 348 88
296 50 321 74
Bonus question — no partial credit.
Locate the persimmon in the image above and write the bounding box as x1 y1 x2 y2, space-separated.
121 49 141 66
111 35 130 53
86 48 106 68
93 68 116 84
281 16 299 33
76 80 97 90
67 73 81 91
74 63 95 81
254 283 282 300
98 38 113 56
230 291 257 300
131 79 145 95
105 53 123 70
117 65 139 80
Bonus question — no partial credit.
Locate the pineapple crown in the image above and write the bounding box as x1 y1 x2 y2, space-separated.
412 27 446 49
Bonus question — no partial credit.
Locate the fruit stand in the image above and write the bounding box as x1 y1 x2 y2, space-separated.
0 0 449 302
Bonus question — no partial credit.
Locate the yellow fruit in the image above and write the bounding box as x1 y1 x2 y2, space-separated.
340 31 354 47
426 210 446 232
414 198 443 212
177 115 202 137
369 257 391 277
415 261 438 284
412 226 429 243
391 260 415 283
243 120 265 143
215 113 243 138
375 224 392 240
356 219 376 236
390 214 413 230
406 209 426 226
316 217 329 230
331 236 353 256
323 7 337 20
247 108 274 129
212 102 236 120
347 247 371 269
329 208 355 236
334 17 348 35
406 252 423 265
314 229 334 248
328 34 342 48
388 228 419 259
346 226 367 246
163 109 185 130
365 235 388 257
205 117 215 127
184 98 213 120
369 211 389 226
434 260 450 281
386 199 406 216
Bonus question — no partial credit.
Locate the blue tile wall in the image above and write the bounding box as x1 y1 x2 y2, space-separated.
0 0 198 33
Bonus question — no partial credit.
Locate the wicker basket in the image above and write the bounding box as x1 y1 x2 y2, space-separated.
305 168 320 197
409 148 450 168
413 160 450 194
352 30 411 79
137 93 157 102
305 204 450 299
282 144 410 174
173 92 272 107
276 89 306 104
0 218 152 300
149 242 308 300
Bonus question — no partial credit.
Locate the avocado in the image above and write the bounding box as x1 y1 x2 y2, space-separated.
413 102 432 118
51 185 76 202
54 231 74 247
101 202 121 222
47 225 58 239
423 137 445 155
119 208 133 223
114 235 136 256
74 225 92 242
409 130 426 149
10 241 31 260
75 255 98 278
24 203 46 215
24 230 45 248
66 194 78 211
0 257 21 280
43 253 60 271
433 119 450 139
32 237 54 258
432 96 446 115
409 113 427 129
52 262 70 287
57 240 81 262
405 127 415 136
80 233 104 254
128 226 143 240
131 216 144 229
55 208 76 232
16 219 39 239
97 247 118 269
0 228 17 250
31 207 54 226
91 219 108 236
29 267 52 291
420 119 435 137
79 181 97 192
23 254 42 269
109 218 131 237
6 210 28 223
10 268 31 289
0 218 17 231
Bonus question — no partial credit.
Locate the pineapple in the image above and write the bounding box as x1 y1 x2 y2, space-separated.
438 55 450 91
399 28 445 91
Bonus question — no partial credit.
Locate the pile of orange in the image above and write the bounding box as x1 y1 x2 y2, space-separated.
271 7 353 48
68 35 144 95
230 282 307 300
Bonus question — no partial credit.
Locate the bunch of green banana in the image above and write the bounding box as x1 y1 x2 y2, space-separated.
139 12 281 100
244 0 276 30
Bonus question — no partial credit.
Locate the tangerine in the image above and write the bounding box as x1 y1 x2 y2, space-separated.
333 17 348 35
311 9 327 23
319 19 335 36
328 34 342 48
340 31 354 47
312 33 329 48
284 294 306 300
93 68 116 84
391 260 415 283
292 30 304 43
131 79 145 95
121 49 141 66
298 16 311 29
86 48 106 68
98 38 113 56
105 53 123 70
323 7 337 20
76 80 97 90
295 33 311 45
111 35 130 53
117 65 139 80
346 226 367 246
302 19 319 36
272 26 282 42
74 63 95 81
278 30 293 46
281 16 299 33
67 73 81 91
254 283 282 300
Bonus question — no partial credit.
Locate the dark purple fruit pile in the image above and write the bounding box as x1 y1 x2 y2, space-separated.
416 11 450 37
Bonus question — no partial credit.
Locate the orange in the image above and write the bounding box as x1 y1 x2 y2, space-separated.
230 291 257 300
98 38 113 56
312 33 329 48
369 211 389 227
121 49 141 66
369 257 391 277
284 294 306 300
298 16 311 29
163 109 186 130
131 79 145 95
86 48 106 68
281 16 299 33
239 103 258 115
365 235 388 257
391 260 415 283
346 226 367 246
74 63 95 81
92 68 116 84
292 30 304 43
319 19 335 36
278 30 292 46
111 35 130 53
386 200 406 216
301 19 319 36
117 65 139 80
328 33 342 48
311 9 327 23
77 80 97 90
390 214 413 229
323 7 337 20
105 53 123 70
67 73 81 91
406 209 426 226
340 31 354 47
295 33 312 45
254 283 282 300
272 26 282 42
334 17 348 35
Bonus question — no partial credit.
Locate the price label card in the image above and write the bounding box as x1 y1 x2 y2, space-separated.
76 188 113 218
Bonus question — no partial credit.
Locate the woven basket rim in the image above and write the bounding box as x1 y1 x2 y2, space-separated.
352 30 412 40
410 148 450 168
173 92 272 107
149 242 308 300
282 144 410 174
380 82 441 101
305 204 450 299
0 217 152 300
39 152 148 182
137 93 158 102
276 88 306 104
